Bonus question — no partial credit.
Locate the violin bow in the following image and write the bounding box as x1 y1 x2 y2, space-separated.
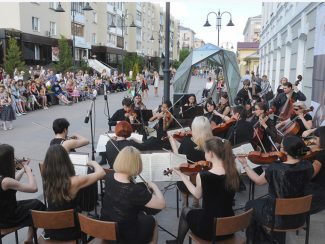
162 148 195 164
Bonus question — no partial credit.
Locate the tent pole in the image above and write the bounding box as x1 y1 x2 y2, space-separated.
221 51 233 106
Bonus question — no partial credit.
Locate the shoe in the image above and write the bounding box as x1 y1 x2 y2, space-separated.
16 113 22 117
21 112 27 115
8 126 13 130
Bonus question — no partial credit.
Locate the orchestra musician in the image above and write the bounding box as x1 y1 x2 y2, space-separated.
271 81 306 119
109 97 137 126
250 102 277 152
225 105 254 146
42 144 105 241
308 126 325 214
274 77 288 97
184 94 197 107
166 137 240 244
0 144 45 244
101 146 166 244
50 118 89 152
235 79 261 106
203 98 222 126
276 101 312 137
149 100 174 140
133 93 147 110
169 116 214 208
215 92 231 117
237 136 315 243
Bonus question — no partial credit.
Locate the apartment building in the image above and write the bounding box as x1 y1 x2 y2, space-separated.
0 2 180 72
194 38 205 49
259 2 325 105
179 26 195 51
243 15 261 42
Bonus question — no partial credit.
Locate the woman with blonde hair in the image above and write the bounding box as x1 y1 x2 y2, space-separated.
169 116 214 207
101 146 166 244
167 137 240 243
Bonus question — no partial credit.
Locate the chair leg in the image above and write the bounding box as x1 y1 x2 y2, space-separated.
305 215 310 244
14 230 18 244
176 188 179 218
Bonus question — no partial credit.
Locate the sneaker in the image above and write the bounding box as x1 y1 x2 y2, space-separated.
21 112 27 115
16 113 22 117
8 126 13 130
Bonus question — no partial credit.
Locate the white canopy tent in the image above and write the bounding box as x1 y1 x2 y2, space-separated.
173 43 241 105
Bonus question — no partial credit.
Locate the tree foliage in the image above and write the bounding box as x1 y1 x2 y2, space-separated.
121 52 145 76
55 36 73 73
173 49 191 69
4 38 26 77
132 63 140 81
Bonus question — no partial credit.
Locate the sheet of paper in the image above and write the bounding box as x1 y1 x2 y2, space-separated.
96 134 110 153
138 154 152 182
150 153 173 182
169 153 188 181
232 143 259 173
129 133 143 143
69 153 89 176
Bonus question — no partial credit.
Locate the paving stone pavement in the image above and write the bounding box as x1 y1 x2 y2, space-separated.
1 76 324 244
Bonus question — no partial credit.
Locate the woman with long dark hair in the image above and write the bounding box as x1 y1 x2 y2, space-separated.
42 144 105 241
167 137 240 243
0 144 45 244
238 136 315 243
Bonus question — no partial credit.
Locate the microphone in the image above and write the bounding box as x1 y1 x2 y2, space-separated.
84 101 94 123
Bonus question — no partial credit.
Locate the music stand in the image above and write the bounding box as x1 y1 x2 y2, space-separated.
181 105 204 119
134 109 153 139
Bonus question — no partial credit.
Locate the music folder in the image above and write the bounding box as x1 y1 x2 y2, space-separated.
134 109 153 122
69 152 89 176
232 143 259 173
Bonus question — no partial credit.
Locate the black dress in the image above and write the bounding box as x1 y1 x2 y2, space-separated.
186 171 235 241
204 112 222 125
245 160 314 243
0 176 45 228
309 150 325 214
250 116 277 152
45 199 80 241
101 171 155 244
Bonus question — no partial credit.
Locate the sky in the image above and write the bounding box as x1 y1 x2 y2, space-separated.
159 0 262 49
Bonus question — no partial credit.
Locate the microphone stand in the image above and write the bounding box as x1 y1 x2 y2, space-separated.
139 108 148 141
89 98 96 161
227 119 239 146
104 86 112 131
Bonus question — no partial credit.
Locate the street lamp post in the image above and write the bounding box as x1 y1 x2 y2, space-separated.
55 2 93 68
221 41 234 50
203 10 234 46
109 12 136 74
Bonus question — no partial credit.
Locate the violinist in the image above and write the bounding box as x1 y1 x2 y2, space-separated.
166 137 239 244
50 118 89 152
250 102 277 152
308 126 325 213
203 98 222 126
149 100 174 140
215 92 231 116
101 146 166 244
0 144 45 244
276 101 312 137
109 97 137 126
274 77 288 98
237 136 315 243
133 93 146 110
184 94 197 107
271 81 306 119
226 105 254 146
169 116 214 208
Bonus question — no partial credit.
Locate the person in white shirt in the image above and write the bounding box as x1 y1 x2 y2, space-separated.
202 77 214 98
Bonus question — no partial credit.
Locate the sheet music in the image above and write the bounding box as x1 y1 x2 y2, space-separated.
138 152 188 182
129 133 143 143
96 133 143 153
232 143 259 173
69 152 89 176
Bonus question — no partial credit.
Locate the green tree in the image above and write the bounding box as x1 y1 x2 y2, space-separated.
55 35 73 73
4 38 26 77
132 63 139 81
179 48 190 63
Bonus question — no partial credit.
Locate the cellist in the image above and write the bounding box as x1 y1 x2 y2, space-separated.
271 81 306 121
276 101 312 137
250 102 277 152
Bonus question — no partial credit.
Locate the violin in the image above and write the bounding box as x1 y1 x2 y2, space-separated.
211 118 236 136
302 146 322 161
163 160 212 176
171 130 192 141
237 151 287 165
15 157 30 170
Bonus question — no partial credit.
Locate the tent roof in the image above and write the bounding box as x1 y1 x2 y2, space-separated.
173 43 241 105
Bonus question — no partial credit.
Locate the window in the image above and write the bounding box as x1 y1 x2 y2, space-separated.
93 12 97 23
109 33 116 45
92 33 96 44
136 10 141 22
32 17 40 32
117 15 122 28
71 2 85 14
50 21 56 36
49 2 58 9
107 13 114 28
71 23 84 37
136 41 141 50
35 45 40 60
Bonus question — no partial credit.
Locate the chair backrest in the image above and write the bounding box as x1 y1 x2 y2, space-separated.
275 195 312 216
215 208 253 236
31 209 75 229
38 162 47 206
78 213 118 241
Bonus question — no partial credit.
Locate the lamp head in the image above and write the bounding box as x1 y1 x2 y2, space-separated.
82 2 93 11
227 19 234 26
55 2 65 12
203 19 211 27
